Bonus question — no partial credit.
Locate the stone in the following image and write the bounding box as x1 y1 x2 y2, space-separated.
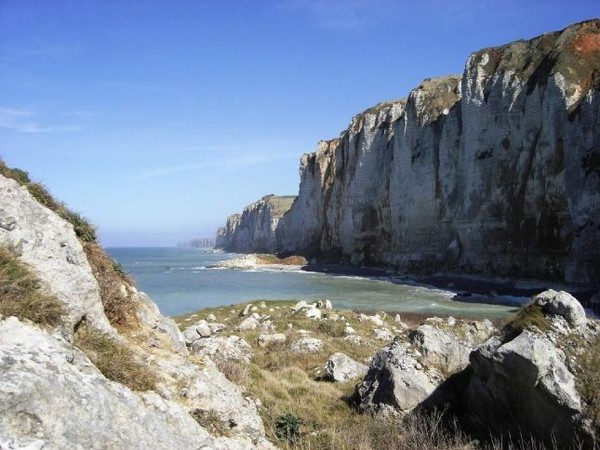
196 320 212 338
257 333 287 347
236 317 259 331
208 322 226 333
373 328 394 341
464 327 585 447
325 352 368 382
206 313 217 322
191 335 253 364
316 299 333 310
183 325 201 345
355 339 438 414
290 337 324 353
533 289 587 328
344 326 356 335
304 307 322 320
357 314 384 327
241 304 253 316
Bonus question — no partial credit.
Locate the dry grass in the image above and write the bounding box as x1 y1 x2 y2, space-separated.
575 335 600 428
74 322 157 391
82 242 139 330
499 302 551 342
0 248 65 327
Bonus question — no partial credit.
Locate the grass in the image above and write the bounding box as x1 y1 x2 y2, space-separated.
82 242 138 330
74 322 157 392
499 302 551 342
0 248 65 327
574 335 600 428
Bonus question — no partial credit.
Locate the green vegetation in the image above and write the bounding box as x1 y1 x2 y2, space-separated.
74 322 157 392
0 248 65 327
500 302 551 342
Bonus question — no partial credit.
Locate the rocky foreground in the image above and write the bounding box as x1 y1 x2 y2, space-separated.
0 169 275 449
177 290 600 449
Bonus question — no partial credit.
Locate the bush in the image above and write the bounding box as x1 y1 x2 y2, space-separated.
74 323 157 391
0 248 65 327
275 413 303 443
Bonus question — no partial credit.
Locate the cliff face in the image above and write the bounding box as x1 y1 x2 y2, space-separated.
275 20 600 285
216 194 296 253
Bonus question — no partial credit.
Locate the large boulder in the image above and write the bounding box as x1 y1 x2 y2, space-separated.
355 339 440 415
462 290 595 447
355 318 495 415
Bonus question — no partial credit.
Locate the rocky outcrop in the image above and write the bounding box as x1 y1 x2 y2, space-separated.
353 289 598 447
223 20 600 287
216 194 296 253
354 317 494 415
462 290 597 447
0 172 274 449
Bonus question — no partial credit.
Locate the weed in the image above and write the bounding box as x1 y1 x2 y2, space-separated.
74 323 157 391
275 413 303 443
0 248 65 327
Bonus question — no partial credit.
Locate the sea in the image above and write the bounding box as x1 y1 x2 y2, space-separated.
107 247 526 319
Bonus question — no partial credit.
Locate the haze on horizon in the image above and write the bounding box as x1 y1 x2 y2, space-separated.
0 1 597 247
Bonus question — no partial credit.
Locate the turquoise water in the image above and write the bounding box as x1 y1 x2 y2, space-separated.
108 247 522 318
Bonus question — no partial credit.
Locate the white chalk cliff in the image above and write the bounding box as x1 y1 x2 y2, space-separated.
220 20 600 287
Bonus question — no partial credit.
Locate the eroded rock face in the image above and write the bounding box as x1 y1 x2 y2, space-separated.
216 195 296 253
0 175 114 336
0 172 275 449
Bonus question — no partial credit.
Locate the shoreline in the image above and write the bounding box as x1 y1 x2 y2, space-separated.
303 263 598 307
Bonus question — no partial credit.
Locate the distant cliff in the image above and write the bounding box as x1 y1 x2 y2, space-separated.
218 20 600 287
216 195 296 253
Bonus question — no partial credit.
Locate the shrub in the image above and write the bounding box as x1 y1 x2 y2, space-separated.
0 248 65 327
275 413 303 443
74 323 157 391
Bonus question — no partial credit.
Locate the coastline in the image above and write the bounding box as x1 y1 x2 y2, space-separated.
213 254 597 311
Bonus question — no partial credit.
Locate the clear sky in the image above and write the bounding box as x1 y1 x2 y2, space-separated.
0 1 597 247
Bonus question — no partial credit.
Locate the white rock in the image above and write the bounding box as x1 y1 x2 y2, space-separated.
236 317 260 331
290 337 324 353
373 328 394 341
191 335 253 364
206 313 217 322
325 352 369 382
257 333 287 348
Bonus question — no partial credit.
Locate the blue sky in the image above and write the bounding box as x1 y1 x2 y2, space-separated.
0 1 597 247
